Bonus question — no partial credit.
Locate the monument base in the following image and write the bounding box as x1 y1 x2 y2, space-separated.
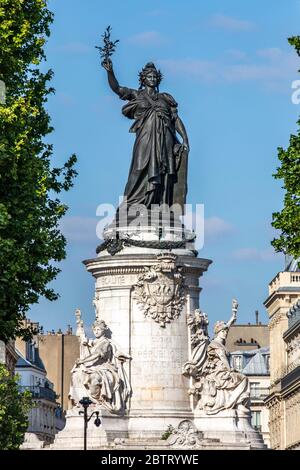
194 409 266 449
21 432 49 450
50 224 266 451
50 412 266 450
50 408 110 450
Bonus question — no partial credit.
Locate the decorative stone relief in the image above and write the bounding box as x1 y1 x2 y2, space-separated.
133 253 185 327
167 420 203 448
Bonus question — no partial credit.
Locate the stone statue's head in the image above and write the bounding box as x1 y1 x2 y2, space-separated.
214 320 228 336
139 62 163 90
92 319 108 338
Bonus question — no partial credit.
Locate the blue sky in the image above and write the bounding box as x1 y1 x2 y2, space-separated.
29 0 300 334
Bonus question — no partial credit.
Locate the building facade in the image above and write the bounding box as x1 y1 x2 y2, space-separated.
16 319 80 412
226 312 269 352
0 340 19 374
37 327 79 411
264 261 300 449
230 348 270 447
15 321 65 448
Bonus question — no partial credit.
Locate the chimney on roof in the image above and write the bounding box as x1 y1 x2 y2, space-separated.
66 324 73 335
255 310 259 325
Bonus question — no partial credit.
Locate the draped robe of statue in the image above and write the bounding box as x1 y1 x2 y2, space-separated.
197 339 249 415
183 308 250 416
117 86 188 212
69 333 131 414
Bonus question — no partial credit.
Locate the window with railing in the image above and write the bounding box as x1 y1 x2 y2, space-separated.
249 385 269 400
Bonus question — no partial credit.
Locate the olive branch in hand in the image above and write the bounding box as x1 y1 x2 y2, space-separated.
95 25 119 66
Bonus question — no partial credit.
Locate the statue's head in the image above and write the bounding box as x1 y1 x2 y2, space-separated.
214 320 228 340
92 319 108 338
139 62 163 90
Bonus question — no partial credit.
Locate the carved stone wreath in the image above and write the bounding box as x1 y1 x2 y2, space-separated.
133 253 185 327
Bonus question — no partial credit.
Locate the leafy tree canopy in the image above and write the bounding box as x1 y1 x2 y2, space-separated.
272 36 300 262
0 364 32 449
0 0 77 342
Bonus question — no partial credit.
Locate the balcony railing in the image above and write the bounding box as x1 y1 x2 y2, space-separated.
250 387 270 400
19 385 57 402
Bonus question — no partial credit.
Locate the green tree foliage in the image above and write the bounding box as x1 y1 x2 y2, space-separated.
0 0 77 342
272 36 300 260
0 364 32 449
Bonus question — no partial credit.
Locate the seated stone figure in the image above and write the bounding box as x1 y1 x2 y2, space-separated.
69 314 131 414
184 300 250 415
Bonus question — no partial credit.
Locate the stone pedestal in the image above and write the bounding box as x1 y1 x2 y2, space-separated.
51 407 108 450
83 226 211 441
194 409 266 449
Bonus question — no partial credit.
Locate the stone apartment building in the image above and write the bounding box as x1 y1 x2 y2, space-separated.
264 259 300 450
0 340 19 373
226 313 270 447
226 311 269 352
37 327 80 411
15 322 64 448
230 347 270 447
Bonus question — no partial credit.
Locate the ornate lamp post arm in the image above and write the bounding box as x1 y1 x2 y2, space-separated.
79 397 102 451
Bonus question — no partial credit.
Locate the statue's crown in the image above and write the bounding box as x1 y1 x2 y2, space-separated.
214 320 227 335
93 318 108 331
143 62 157 72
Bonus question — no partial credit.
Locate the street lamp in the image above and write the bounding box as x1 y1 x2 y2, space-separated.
79 397 101 450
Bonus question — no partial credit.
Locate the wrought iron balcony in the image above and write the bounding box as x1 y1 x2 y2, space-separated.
19 385 57 402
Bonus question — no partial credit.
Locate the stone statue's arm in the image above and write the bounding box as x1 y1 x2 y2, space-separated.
226 315 236 330
77 351 100 365
78 340 110 365
226 299 238 329
175 116 189 150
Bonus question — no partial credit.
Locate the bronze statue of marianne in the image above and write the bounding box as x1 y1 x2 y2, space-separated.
102 58 190 214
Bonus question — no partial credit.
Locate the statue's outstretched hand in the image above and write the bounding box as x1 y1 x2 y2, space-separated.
102 58 113 72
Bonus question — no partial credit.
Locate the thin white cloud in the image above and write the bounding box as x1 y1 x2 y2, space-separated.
183 213 234 245
201 277 226 291
209 14 255 32
225 49 248 60
223 63 286 82
127 31 169 47
56 92 75 107
159 48 298 86
60 216 98 242
205 216 235 240
256 48 283 60
146 9 165 17
55 42 91 54
232 247 281 262
158 58 218 82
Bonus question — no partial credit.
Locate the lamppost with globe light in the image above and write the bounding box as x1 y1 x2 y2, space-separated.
79 397 101 450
